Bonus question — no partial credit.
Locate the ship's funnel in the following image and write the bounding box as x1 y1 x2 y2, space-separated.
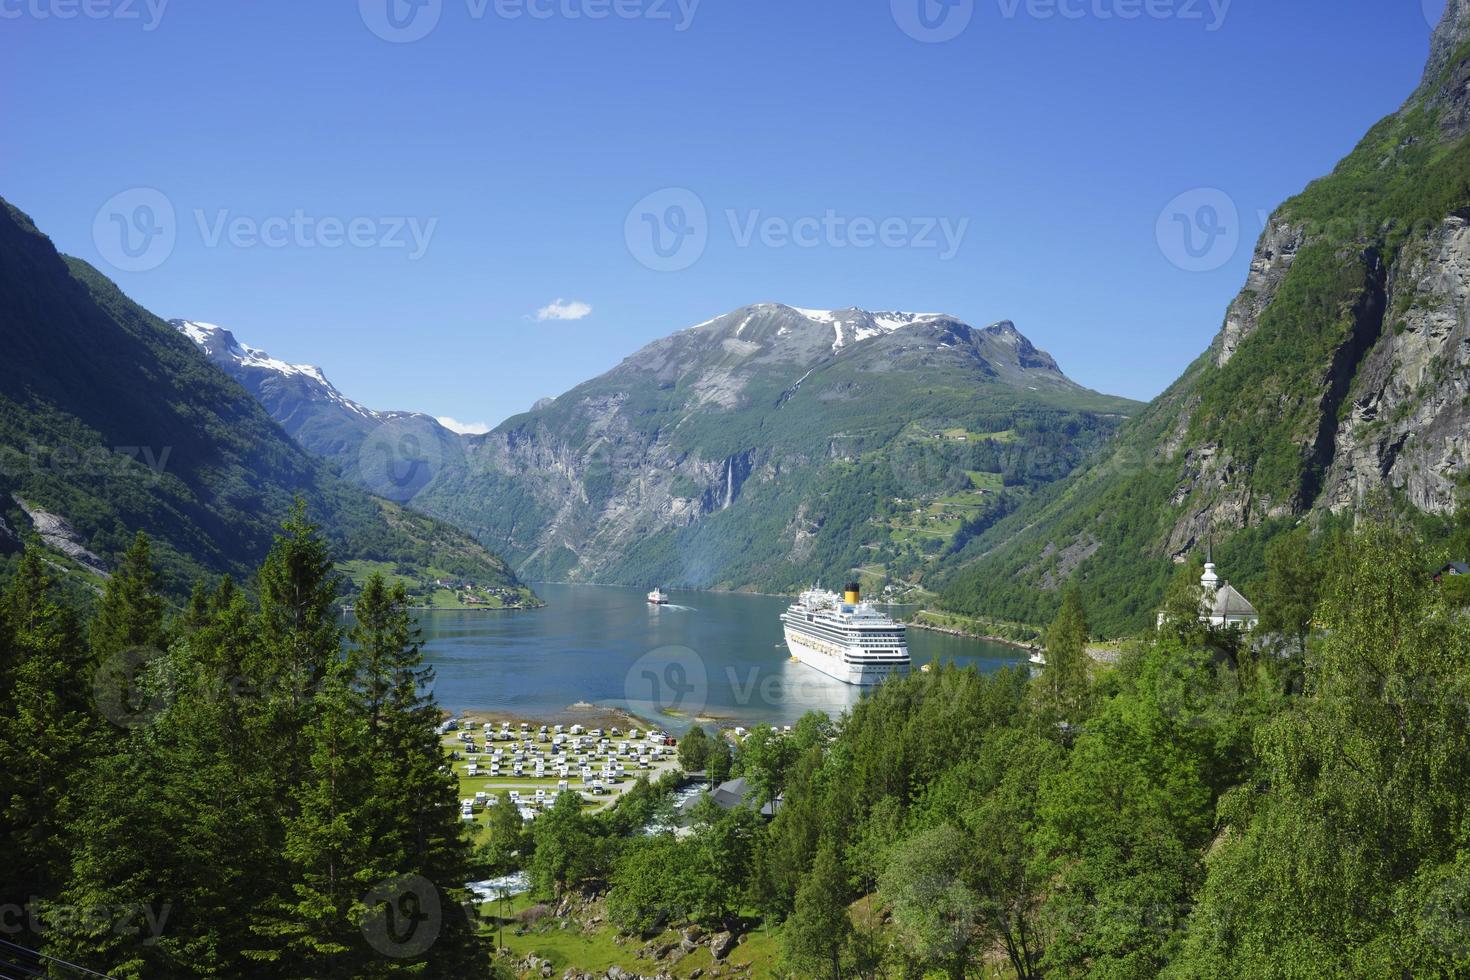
844 582 861 605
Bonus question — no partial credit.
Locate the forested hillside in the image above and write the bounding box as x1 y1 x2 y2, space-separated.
0 199 531 603
451 512 1470 978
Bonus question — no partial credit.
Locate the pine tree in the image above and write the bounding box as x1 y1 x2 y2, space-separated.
783 841 851 979
0 551 97 944
90 531 166 661
251 655 377 980
47 566 273 979
1036 587 1090 726
254 499 341 737
364 579 483 977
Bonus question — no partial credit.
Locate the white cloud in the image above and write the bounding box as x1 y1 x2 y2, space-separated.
533 298 593 321
436 416 491 436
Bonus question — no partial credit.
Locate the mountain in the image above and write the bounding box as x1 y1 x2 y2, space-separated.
406 303 1141 592
0 198 535 605
171 319 465 503
937 2 1470 636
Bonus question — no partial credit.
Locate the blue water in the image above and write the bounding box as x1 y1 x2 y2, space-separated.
416 583 1025 731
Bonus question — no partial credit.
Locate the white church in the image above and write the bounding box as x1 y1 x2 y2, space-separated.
1158 554 1260 631
1198 558 1259 630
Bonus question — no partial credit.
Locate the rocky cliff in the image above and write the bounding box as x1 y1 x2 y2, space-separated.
410 304 1140 591
939 3 1470 634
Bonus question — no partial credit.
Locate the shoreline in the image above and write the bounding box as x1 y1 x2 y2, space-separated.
905 616 1040 652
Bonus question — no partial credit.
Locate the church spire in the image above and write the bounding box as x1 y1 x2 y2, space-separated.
1201 537 1219 593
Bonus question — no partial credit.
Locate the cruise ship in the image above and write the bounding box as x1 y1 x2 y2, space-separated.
780 583 911 686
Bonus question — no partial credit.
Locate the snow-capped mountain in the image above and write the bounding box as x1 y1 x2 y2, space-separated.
410 302 1139 588
174 320 379 421
171 320 462 500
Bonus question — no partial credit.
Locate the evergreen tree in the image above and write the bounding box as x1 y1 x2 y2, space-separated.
253 499 341 752
1036 587 1090 726
249 655 377 979
0 552 97 945
359 577 484 977
47 568 273 979
782 841 851 980
89 531 166 661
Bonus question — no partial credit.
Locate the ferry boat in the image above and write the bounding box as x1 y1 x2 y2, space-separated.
780 583 911 686
647 587 670 605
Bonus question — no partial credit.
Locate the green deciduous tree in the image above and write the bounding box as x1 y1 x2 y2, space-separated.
677 724 711 777
1174 519 1470 977
1257 526 1319 655
529 791 604 897
879 825 980 980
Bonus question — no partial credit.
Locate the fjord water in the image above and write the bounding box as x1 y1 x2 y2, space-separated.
416 583 1026 731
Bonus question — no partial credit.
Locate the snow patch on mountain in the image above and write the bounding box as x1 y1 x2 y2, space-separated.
788 306 950 351
172 320 377 420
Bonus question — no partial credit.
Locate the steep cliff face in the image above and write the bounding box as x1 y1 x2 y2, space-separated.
1323 214 1470 513
939 4 1470 635
410 304 1139 590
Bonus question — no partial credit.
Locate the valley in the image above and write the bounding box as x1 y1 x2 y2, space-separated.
6 4 1470 978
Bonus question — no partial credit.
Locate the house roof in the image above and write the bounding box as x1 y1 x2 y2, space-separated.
679 776 762 814
1210 582 1258 618
1441 562 1470 576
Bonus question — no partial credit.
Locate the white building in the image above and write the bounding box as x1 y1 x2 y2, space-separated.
1199 558 1259 630
1158 555 1260 631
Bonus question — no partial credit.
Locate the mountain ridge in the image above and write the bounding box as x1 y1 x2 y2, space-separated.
408 302 1141 591
936 2 1470 635
0 198 533 603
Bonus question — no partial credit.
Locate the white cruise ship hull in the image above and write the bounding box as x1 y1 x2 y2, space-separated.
783 627 909 687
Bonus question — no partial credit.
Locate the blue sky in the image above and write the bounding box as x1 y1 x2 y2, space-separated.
0 0 1448 430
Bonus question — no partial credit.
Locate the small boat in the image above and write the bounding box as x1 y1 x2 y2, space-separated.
647 587 670 605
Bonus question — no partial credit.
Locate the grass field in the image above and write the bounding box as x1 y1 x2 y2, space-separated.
483 892 784 980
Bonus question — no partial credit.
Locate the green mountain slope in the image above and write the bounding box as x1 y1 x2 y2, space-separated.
410 304 1141 593
938 3 1470 636
0 199 536 604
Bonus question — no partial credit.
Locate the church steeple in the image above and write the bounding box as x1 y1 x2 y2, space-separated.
1201 538 1219 594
